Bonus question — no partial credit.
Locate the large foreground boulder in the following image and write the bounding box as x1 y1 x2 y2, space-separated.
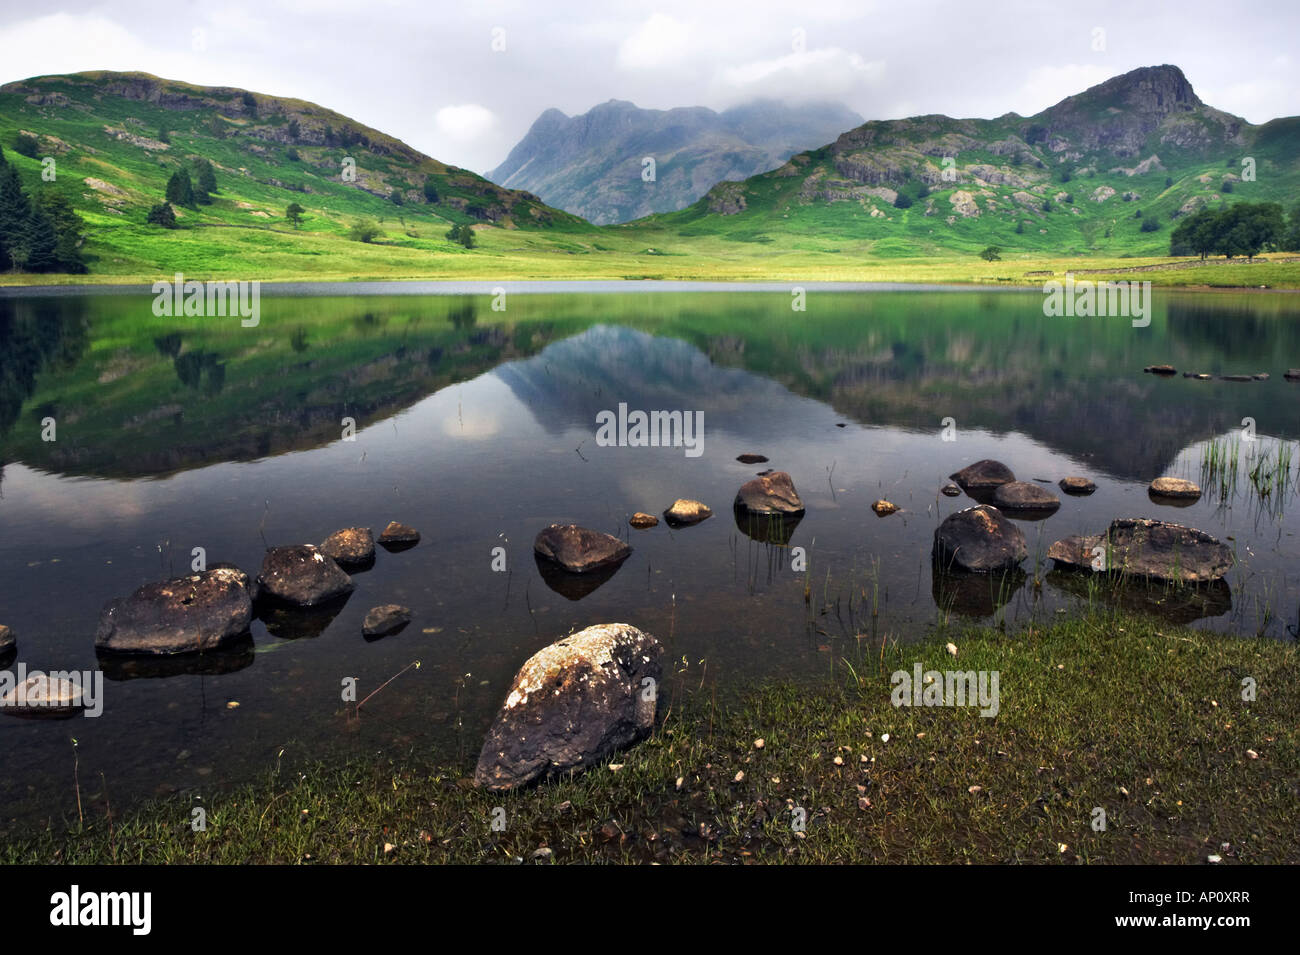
734 471 805 515
95 568 253 655
933 505 1028 572
475 623 663 791
533 524 631 574
1047 518 1232 583
257 545 354 606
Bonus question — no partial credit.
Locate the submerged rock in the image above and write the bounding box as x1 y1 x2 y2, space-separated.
475 623 662 791
257 545 354 607
949 459 1015 491
664 499 712 526
1149 477 1201 502
362 604 412 638
534 524 631 574
1047 518 1232 584
95 568 253 655
1285 369 1300 381
321 527 375 566
734 471 805 515
993 481 1061 515
1059 476 1097 495
940 483 962 497
1144 364 1177 375
872 500 898 516
0 625 13 656
629 512 659 529
736 453 769 464
933 505 1028 573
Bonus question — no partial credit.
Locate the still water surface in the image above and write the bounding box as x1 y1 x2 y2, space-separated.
1 286 1298 827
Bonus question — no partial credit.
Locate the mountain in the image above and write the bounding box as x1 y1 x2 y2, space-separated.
0 71 583 271
488 98 863 225
648 65 1300 256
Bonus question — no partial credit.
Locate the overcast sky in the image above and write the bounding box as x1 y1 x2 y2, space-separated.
3 0 1298 174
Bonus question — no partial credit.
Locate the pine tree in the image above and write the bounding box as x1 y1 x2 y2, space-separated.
165 168 196 208
0 158 35 270
194 158 217 197
34 191 87 273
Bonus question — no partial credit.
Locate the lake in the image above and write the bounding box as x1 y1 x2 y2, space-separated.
2 284 1299 829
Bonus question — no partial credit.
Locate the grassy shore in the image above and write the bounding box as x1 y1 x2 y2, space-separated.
2 214 1299 291
5 612 1295 865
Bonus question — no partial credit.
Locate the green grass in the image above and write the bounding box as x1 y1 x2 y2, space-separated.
6 612 1295 864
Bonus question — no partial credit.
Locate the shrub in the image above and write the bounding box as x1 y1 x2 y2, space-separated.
446 223 476 249
349 218 382 243
13 133 40 158
146 203 177 228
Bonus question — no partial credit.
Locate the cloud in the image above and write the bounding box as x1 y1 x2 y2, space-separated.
712 47 885 104
1011 63 1118 115
616 13 694 71
434 104 497 142
0 13 160 78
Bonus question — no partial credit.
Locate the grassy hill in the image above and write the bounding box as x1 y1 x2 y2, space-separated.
0 67 1297 286
0 71 592 277
638 65 1300 260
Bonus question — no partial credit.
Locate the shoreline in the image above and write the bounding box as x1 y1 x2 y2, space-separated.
6 611 1295 865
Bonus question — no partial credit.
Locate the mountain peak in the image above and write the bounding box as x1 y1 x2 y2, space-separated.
1046 64 1202 118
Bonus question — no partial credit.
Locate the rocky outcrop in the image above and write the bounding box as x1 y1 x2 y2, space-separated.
321 527 375 566
734 471 805 515
534 524 631 574
950 459 1016 491
992 481 1061 514
257 545 354 606
933 505 1028 573
378 521 420 546
1059 477 1097 495
475 623 662 791
1149 477 1201 501
95 568 253 655
664 499 712 526
0 674 86 718
1047 518 1231 583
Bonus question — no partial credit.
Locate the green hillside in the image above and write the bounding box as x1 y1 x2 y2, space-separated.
0 71 590 277
639 65 1300 259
